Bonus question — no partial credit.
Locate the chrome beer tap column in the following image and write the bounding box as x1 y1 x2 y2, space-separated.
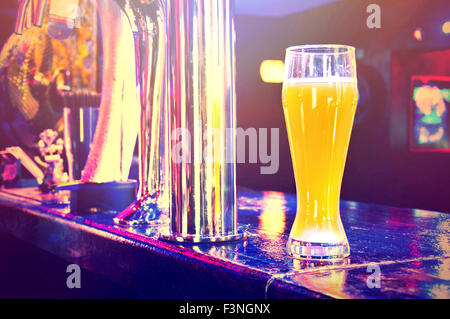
113 0 169 225
161 0 245 243
14 0 33 35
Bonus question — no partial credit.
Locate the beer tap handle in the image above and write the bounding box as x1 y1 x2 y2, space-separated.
33 0 48 28
14 0 32 35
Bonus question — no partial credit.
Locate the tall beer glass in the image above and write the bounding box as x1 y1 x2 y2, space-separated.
282 45 358 259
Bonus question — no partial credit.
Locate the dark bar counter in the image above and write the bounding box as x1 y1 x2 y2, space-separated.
0 187 448 298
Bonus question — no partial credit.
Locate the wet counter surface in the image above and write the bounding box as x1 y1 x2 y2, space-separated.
0 187 448 298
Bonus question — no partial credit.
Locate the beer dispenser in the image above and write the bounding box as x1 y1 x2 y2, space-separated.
161 0 245 243
113 0 245 244
14 0 245 243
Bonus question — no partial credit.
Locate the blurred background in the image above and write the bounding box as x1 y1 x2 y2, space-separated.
0 0 449 213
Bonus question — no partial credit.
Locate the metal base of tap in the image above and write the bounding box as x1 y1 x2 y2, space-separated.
159 228 247 244
113 192 164 226
55 180 137 214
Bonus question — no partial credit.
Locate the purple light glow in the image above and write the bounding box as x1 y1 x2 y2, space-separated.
235 0 341 17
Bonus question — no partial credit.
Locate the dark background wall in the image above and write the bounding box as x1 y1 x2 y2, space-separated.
234 0 450 213
0 1 15 38
0 0 449 212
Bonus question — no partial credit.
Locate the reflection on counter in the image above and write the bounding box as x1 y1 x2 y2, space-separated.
258 191 287 236
0 186 448 298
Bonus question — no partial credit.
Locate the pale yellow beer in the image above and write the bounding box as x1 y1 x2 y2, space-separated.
282 78 358 256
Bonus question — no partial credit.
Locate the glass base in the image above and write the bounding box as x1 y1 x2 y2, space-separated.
286 237 350 260
113 192 163 226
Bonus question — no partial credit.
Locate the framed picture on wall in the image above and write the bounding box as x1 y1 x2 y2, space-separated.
410 75 450 152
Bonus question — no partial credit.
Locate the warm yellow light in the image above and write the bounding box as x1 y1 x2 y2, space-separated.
413 28 423 41
442 21 450 34
260 60 284 83
258 191 286 236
